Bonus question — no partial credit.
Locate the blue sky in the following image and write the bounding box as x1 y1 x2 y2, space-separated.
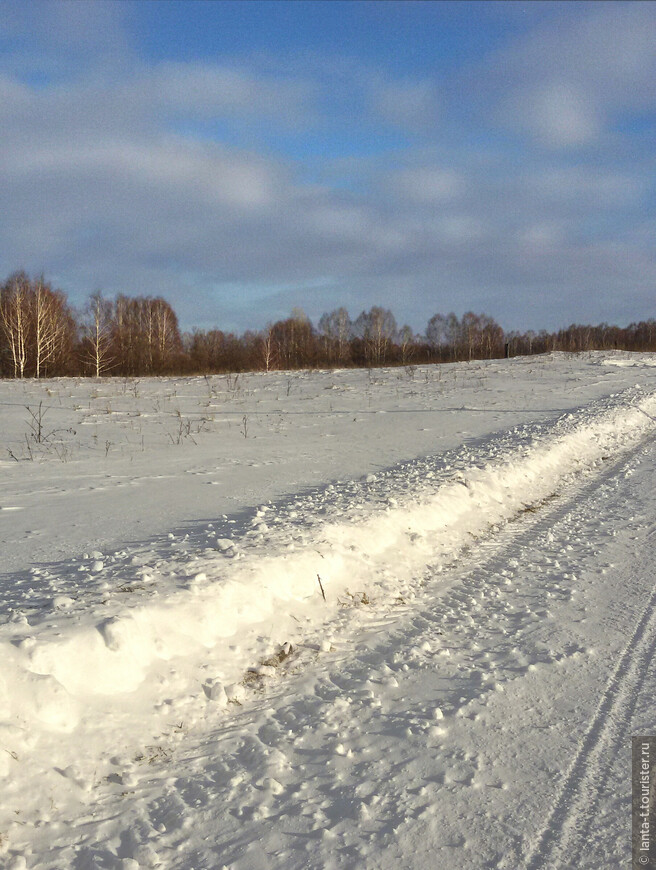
0 0 654 334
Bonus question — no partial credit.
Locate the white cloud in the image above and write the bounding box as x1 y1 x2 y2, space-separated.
519 222 566 252
436 216 488 245
527 167 647 208
487 3 656 147
369 77 440 130
145 62 313 123
390 167 466 203
525 83 600 147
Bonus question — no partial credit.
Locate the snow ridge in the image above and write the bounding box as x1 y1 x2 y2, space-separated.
2 387 656 745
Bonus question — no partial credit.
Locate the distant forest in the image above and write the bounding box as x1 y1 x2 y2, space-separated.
1 271 655 378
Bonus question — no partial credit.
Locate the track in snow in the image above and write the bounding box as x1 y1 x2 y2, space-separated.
525 520 656 869
96 426 656 869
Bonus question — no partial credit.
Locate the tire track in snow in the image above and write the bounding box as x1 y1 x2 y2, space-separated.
524 543 656 869
160 420 656 870
344 433 655 870
143 451 637 870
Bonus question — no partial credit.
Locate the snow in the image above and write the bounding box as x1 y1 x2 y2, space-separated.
1 350 656 868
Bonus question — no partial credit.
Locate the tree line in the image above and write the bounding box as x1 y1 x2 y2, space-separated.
1 271 654 378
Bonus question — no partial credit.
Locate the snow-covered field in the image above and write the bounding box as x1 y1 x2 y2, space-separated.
1 351 656 870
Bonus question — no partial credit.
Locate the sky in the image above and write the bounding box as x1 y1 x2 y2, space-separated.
0 0 654 335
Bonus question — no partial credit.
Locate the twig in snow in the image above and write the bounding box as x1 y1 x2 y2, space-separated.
316 573 326 602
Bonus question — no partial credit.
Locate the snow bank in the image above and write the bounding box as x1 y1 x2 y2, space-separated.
2 387 656 741
602 357 656 367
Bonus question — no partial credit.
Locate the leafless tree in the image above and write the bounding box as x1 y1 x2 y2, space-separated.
318 307 352 365
0 272 30 378
0 273 73 377
426 311 461 360
353 306 397 366
3 268 656 376
260 324 277 372
270 309 315 369
81 292 115 377
398 325 417 364
32 279 72 378
111 295 182 375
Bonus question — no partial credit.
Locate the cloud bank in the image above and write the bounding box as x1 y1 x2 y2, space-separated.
0 1 654 333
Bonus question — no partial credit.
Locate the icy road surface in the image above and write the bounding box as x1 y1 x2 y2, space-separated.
1 351 655 869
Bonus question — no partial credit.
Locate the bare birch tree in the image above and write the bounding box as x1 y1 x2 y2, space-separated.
81 292 115 377
32 279 71 378
260 324 276 372
0 272 30 378
353 306 397 366
318 307 352 365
